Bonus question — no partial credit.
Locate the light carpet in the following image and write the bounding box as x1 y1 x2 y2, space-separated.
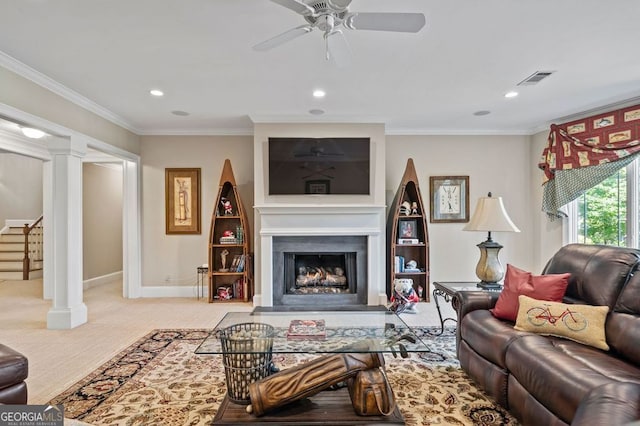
50 328 518 425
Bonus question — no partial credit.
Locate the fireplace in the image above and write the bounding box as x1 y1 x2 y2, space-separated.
273 236 367 306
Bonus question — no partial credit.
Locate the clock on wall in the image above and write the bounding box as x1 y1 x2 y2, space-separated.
429 176 469 223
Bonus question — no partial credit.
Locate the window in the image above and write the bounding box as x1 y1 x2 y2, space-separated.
566 160 639 248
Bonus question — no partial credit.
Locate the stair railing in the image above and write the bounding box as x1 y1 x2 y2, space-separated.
23 215 43 280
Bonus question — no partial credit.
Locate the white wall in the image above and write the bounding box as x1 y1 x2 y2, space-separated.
530 129 564 271
140 135 254 287
386 135 535 282
0 153 43 227
83 163 123 280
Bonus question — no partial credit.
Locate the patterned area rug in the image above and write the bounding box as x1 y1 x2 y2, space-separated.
50 328 518 425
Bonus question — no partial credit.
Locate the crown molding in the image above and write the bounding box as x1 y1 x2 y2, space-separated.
138 127 254 136
0 50 141 134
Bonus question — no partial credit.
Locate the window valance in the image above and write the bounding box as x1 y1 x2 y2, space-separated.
539 105 640 219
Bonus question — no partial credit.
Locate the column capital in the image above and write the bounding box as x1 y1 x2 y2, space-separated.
47 135 88 158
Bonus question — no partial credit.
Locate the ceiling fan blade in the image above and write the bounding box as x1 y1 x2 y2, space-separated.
326 30 352 67
344 12 426 33
253 25 313 51
270 0 316 16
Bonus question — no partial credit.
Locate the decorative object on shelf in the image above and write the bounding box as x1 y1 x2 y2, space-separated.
220 197 234 215
165 168 201 234
463 192 520 289
400 201 412 216
208 159 253 302
386 158 430 302
399 219 417 238
219 249 230 272
429 175 469 223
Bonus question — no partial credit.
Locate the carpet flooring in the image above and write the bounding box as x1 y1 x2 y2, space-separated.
50 328 518 425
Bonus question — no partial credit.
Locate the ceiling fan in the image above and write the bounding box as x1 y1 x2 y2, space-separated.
253 0 426 65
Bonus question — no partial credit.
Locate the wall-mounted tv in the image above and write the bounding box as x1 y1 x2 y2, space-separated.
268 137 370 195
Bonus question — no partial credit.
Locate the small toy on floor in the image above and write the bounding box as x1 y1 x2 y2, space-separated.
389 279 419 314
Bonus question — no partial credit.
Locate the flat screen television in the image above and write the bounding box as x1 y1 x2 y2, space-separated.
268 137 370 195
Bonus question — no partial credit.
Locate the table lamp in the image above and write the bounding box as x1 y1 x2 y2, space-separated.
463 192 520 289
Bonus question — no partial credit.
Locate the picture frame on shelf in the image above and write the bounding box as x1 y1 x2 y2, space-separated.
305 179 330 194
429 176 469 223
165 168 201 234
399 219 418 239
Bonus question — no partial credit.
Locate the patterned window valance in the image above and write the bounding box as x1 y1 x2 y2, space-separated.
539 105 640 219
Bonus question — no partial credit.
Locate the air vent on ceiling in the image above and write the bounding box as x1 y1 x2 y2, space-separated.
517 71 555 86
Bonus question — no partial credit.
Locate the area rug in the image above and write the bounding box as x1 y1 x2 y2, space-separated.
50 328 518 425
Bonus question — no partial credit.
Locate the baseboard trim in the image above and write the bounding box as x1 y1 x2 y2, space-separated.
141 285 206 298
84 271 123 290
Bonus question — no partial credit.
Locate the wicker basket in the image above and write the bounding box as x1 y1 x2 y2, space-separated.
219 322 275 403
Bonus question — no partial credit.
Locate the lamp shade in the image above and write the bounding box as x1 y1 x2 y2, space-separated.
463 194 520 233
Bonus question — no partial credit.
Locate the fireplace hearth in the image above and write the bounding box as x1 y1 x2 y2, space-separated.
273 236 367 306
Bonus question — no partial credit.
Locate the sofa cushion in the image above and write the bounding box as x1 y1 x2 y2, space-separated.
460 310 527 368
505 335 640 424
491 264 570 322
514 295 609 350
606 312 640 365
571 382 640 426
542 244 640 307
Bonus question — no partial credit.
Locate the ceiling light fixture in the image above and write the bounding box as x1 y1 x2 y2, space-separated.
473 110 491 116
149 89 164 97
171 110 190 116
20 127 46 139
504 91 519 99
313 89 326 98
309 109 325 115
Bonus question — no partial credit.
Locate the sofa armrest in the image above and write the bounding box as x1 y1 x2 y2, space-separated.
454 291 501 354
571 382 640 426
454 290 500 321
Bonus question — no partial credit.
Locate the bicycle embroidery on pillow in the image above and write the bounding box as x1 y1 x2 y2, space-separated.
526 304 588 331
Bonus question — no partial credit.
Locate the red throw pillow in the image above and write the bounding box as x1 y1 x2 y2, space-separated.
490 264 570 322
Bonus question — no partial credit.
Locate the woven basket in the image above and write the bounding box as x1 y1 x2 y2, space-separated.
219 322 274 403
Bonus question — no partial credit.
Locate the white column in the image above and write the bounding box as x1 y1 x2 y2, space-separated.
122 159 142 298
42 160 54 300
46 136 88 329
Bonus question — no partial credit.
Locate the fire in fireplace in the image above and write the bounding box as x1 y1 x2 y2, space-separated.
288 253 354 295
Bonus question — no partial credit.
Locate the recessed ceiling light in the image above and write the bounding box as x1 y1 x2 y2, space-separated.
313 89 326 98
171 110 190 116
20 127 46 139
473 110 491 116
309 109 325 115
149 89 164 97
504 91 519 98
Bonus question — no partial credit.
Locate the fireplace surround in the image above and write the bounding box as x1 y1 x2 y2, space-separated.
273 236 367 306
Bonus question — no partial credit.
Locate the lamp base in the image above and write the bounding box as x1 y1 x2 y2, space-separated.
477 281 503 290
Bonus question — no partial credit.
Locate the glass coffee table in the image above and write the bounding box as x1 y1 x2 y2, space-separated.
195 310 431 425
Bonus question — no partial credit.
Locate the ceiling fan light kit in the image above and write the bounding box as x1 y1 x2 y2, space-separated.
255 0 426 65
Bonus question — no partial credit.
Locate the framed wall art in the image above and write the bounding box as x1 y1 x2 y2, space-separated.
305 179 330 194
165 168 201 234
429 176 469 223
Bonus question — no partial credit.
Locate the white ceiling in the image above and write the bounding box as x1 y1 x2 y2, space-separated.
1 0 640 136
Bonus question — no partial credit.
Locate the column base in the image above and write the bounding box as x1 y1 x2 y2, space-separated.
47 304 88 329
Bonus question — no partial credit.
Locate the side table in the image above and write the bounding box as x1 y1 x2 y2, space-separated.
196 266 208 300
431 281 502 336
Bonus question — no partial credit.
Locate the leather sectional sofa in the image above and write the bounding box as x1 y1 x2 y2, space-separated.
0 343 28 404
456 244 640 425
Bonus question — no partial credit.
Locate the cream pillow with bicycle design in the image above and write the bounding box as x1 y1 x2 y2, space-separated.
514 295 610 351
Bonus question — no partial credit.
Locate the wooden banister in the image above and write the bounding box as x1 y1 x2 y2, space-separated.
22 215 43 280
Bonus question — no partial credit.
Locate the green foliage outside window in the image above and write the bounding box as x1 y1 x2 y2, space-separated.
577 168 627 246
